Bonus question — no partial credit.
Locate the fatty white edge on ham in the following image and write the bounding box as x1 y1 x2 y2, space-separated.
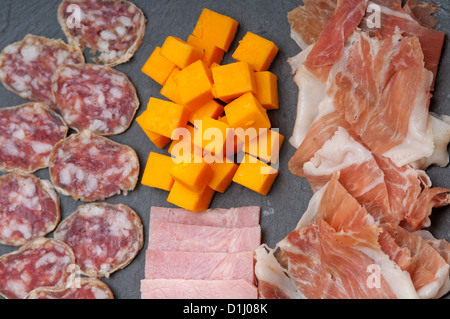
302 127 373 178
254 245 306 299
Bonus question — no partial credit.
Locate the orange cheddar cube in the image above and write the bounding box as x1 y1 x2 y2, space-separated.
169 157 214 194
193 116 234 159
144 98 190 139
224 92 271 131
141 152 175 191
160 36 204 69
187 34 225 67
192 8 239 52
254 71 279 110
212 61 257 103
169 125 197 161
233 154 279 196
232 32 279 72
208 160 239 193
141 47 177 86
136 111 171 149
177 60 214 109
160 68 183 105
188 99 224 124
167 181 215 212
243 129 284 164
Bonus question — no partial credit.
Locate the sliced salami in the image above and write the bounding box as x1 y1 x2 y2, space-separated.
0 34 84 106
25 277 114 299
54 203 144 278
49 130 139 202
0 237 76 299
0 103 69 174
52 64 139 136
0 173 60 246
58 0 146 67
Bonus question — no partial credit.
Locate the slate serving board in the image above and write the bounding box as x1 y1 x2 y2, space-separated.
0 0 448 299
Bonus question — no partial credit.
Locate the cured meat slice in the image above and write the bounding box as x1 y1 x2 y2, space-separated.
149 206 261 228
145 250 255 283
277 219 419 299
0 237 75 299
149 221 261 253
0 173 60 246
49 130 139 202
360 0 445 87
0 34 84 106
58 0 146 67
288 0 337 50
25 278 114 299
53 203 144 278
0 103 69 174
52 64 140 136
140 279 258 299
382 224 450 299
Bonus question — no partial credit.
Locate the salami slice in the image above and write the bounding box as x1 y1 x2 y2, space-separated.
58 0 146 67
0 103 69 174
52 64 139 136
0 237 76 299
25 278 114 299
54 203 144 278
0 34 84 106
0 173 60 246
49 130 139 202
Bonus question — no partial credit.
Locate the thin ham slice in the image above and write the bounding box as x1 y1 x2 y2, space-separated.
140 279 258 299
149 221 261 253
145 250 255 283
149 206 260 228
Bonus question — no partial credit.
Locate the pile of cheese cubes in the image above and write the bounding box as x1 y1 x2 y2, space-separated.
137 8 284 212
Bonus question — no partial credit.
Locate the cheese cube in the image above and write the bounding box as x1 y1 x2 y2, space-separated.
160 36 204 69
193 117 234 159
170 158 214 194
224 92 271 131
188 99 224 124
144 98 190 139
136 111 171 149
167 181 215 213
232 32 279 72
212 61 257 103
243 129 284 164
187 34 225 66
141 47 177 85
141 152 175 191
192 8 239 52
160 68 183 105
232 154 279 196
177 60 214 109
208 160 239 193
254 71 279 110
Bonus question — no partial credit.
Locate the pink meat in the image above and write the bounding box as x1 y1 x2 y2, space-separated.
149 206 260 228
140 279 258 299
149 221 261 253
145 250 255 283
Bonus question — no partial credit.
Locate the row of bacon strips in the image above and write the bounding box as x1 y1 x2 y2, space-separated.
141 206 261 299
137 8 284 212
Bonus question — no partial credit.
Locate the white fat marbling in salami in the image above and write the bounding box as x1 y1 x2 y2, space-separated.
52 64 139 136
0 34 84 106
0 173 60 246
0 103 69 174
0 237 75 299
54 203 143 278
26 277 114 299
58 0 146 67
49 130 139 202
